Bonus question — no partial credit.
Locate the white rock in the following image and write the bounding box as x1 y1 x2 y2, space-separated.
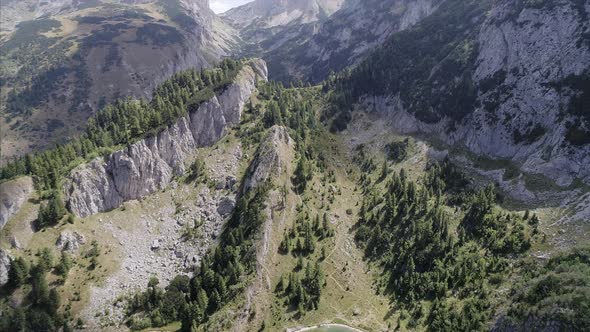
56 231 86 251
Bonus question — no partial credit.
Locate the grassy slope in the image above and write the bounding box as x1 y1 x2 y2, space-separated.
2 85 588 331
0 129 256 328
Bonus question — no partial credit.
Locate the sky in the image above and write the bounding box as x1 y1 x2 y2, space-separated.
210 0 254 14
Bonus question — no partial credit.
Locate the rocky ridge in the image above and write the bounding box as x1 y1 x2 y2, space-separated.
80 125 293 329
242 125 295 192
0 0 238 159
66 59 268 218
222 0 345 29
234 125 296 329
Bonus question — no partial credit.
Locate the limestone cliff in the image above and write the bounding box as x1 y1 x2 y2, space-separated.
222 0 345 29
0 176 33 230
357 0 590 187
65 60 268 218
0 249 11 287
234 125 295 330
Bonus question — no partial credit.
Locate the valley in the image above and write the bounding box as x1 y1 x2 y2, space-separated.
0 0 589 331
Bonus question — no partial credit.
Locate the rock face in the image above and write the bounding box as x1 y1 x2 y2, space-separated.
242 125 295 192
223 0 345 29
234 0 441 82
56 231 87 251
78 134 244 329
0 176 33 230
362 0 590 186
217 197 236 217
65 60 268 218
0 249 11 287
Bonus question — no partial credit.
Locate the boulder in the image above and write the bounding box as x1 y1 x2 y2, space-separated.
151 240 161 251
56 231 87 251
217 197 236 217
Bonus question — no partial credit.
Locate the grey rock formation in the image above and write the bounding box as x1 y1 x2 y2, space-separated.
56 231 87 251
9 236 21 249
217 197 236 217
0 176 33 230
0 249 11 287
223 0 345 29
233 0 441 82
66 60 268 217
368 0 590 187
243 125 295 192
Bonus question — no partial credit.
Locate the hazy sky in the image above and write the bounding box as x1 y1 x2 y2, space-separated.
210 0 254 14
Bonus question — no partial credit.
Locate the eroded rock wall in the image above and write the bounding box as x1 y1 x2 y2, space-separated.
66 60 268 217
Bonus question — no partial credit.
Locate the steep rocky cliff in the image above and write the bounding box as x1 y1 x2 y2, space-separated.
0 0 238 159
0 249 11 287
0 176 33 230
65 59 268 217
342 0 590 187
242 125 295 192
234 0 442 82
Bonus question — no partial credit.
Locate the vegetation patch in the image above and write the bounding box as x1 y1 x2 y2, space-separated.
504 246 590 331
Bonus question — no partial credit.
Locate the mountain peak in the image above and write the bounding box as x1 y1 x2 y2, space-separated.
222 0 346 28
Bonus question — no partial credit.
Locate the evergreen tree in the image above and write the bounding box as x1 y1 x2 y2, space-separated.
30 266 49 306
56 252 72 278
8 257 29 288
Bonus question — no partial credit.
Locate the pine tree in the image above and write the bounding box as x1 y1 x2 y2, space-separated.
10 308 27 332
37 248 54 272
48 288 60 316
380 159 389 180
8 257 29 288
293 155 311 193
56 252 72 278
30 266 49 305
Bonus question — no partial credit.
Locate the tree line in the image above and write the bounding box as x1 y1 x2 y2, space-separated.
0 59 243 195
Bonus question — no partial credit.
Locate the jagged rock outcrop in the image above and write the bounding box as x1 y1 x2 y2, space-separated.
0 176 33 230
66 60 268 217
56 231 86 251
0 249 11 287
242 125 295 192
233 125 294 330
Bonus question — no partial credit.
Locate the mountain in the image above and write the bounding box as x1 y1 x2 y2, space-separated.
0 0 237 159
222 0 345 29
329 0 590 187
1 1 590 332
227 0 443 82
